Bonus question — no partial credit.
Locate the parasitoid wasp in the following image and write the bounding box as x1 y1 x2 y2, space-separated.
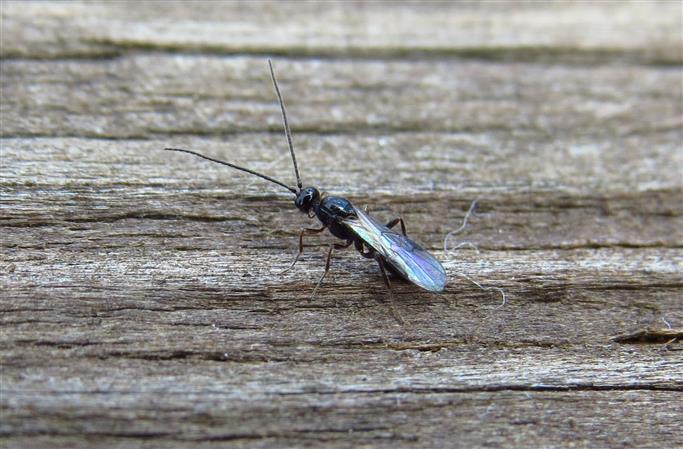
165 60 447 306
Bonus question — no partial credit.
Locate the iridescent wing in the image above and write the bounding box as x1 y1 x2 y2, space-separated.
342 207 447 292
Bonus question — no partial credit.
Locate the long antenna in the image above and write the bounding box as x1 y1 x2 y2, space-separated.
164 147 297 195
268 59 303 190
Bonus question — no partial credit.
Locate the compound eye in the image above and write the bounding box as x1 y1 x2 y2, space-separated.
302 190 316 207
295 187 320 212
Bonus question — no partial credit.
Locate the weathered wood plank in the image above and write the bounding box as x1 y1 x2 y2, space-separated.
1 1 681 64
3 56 682 140
3 390 681 448
1 2 682 448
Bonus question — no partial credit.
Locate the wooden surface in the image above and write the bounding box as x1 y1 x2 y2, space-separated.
1 1 682 448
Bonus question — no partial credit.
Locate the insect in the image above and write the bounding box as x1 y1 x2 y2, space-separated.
165 60 447 306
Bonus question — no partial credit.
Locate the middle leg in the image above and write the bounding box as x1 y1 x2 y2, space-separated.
353 239 405 324
375 255 405 324
385 217 407 236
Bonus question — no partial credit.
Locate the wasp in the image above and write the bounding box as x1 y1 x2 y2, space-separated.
166 61 447 309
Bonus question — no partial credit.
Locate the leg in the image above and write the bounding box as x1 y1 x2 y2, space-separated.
280 226 326 274
354 238 375 258
311 240 352 299
375 256 405 324
385 217 407 236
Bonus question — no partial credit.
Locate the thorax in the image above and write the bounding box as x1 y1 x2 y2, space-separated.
314 196 357 240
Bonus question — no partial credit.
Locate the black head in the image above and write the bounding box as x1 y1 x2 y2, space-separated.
295 187 320 213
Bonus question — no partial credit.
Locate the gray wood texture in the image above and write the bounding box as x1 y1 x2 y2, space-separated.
1 1 682 448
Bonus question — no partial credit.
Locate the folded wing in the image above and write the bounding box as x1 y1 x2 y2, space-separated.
343 208 447 292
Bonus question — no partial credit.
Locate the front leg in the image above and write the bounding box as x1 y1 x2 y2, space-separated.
311 240 353 298
280 226 326 274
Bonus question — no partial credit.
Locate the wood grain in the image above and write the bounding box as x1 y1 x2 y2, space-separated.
1 2 682 448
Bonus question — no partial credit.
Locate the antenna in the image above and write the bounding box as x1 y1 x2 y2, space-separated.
164 148 297 195
268 59 303 191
